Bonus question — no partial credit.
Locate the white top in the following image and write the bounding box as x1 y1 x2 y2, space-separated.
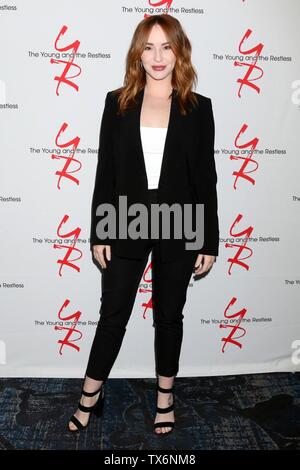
140 126 168 189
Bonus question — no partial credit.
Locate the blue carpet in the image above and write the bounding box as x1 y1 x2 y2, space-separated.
0 372 299 450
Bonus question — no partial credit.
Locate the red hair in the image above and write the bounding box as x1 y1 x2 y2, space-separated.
113 14 199 116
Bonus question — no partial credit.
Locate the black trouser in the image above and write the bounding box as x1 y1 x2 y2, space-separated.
85 188 198 382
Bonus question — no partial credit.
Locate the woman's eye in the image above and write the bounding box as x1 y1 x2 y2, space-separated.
144 45 171 51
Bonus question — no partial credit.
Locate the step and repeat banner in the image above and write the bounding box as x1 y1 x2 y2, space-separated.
1 0 300 378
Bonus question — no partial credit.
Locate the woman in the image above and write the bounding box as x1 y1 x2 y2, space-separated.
68 14 219 436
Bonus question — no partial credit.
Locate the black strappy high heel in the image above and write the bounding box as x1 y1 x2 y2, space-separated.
153 383 175 435
68 384 104 432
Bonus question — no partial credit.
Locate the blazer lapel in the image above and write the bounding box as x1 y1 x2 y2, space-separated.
129 87 179 191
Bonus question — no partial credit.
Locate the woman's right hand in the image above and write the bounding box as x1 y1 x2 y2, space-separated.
92 245 111 269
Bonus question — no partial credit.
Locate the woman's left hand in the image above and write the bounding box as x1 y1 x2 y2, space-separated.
194 254 216 275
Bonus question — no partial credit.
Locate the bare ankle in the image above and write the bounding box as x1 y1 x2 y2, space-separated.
83 374 104 393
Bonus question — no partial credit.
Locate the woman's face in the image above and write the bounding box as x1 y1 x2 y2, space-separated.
140 24 176 82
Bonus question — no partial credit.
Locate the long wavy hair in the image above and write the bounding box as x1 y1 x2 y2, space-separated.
113 14 199 116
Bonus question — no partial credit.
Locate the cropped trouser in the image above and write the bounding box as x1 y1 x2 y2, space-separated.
85 188 198 382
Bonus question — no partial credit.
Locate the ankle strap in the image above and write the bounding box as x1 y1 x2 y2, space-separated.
157 384 174 393
81 386 102 397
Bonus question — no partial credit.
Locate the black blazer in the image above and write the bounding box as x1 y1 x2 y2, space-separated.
90 87 219 263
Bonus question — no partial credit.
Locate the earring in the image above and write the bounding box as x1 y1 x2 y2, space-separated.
140 60 143 68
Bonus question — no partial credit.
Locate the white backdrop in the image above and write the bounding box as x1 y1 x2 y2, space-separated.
1 0 300 378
